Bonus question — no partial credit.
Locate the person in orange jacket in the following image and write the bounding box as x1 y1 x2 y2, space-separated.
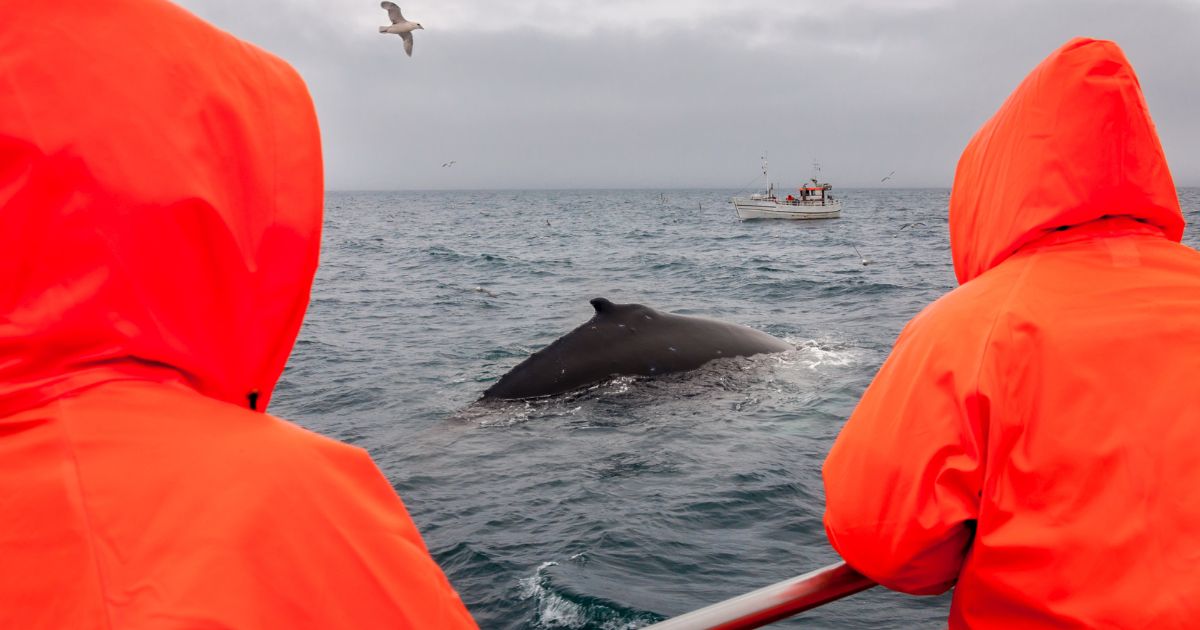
823 38 1200 627
0 1 477 628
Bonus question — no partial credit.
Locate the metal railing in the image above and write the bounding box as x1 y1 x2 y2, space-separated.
643 561 876 629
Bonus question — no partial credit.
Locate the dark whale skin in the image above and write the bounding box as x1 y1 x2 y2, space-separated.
482 298 792 400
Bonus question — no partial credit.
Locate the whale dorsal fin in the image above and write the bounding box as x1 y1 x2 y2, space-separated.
590 297 615 314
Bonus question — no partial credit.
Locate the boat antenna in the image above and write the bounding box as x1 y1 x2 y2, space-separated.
761 151 774 198
733 151 773 198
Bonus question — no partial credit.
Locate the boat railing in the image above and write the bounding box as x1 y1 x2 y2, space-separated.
783 198 832 206
642 561 876 629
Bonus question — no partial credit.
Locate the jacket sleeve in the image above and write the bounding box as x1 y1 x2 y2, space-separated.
822 306 989 595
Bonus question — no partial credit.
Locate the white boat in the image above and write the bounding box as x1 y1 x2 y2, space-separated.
733 179 842 220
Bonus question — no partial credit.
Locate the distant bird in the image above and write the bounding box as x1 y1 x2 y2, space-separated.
473 286 498 298
852 244 872 266
379 1 423 57
881 171 896 183
899 222 926 230
442 160 456 168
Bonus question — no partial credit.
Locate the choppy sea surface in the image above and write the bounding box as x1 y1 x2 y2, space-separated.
271 188 1200 629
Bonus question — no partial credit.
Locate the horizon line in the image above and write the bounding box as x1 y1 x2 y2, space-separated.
326 185 1200 193
325 185 957 193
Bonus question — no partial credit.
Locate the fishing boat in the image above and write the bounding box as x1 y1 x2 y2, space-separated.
732 180 841 220
732 158 842 220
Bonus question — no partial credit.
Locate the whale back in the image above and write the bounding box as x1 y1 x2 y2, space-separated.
482 298 790 400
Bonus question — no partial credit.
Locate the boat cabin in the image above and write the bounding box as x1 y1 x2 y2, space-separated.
785 179 834 205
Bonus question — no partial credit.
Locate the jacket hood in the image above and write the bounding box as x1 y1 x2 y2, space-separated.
949 38 1182 284
0 0 323 414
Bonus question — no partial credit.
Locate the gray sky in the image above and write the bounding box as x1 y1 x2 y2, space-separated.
176 0 1199 190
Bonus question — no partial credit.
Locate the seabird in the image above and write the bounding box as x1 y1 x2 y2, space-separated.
442 160 456 168
852 244 872 266
881 171 895 183
379 1 423 57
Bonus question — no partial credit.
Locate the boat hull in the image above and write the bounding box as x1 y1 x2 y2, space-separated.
732 198 842 220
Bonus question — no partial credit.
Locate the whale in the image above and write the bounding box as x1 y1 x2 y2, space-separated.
482 297 792 400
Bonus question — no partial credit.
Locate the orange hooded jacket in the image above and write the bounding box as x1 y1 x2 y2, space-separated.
823 38 1200 627
0 1 476 627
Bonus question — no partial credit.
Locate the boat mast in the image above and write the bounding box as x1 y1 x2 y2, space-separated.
762 151 773 198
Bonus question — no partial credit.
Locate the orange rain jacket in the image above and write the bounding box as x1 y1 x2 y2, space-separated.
823 38 1200 627
0 1 476 628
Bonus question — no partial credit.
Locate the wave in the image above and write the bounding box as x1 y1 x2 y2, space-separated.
518 561 664 629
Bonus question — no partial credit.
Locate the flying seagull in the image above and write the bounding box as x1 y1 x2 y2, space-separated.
442 160 456 168
881 171 895 183
379 1 423 57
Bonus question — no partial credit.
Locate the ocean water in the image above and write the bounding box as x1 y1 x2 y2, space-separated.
270 188 1200 629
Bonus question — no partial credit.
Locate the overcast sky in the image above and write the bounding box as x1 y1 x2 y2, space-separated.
175 0 1199 190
